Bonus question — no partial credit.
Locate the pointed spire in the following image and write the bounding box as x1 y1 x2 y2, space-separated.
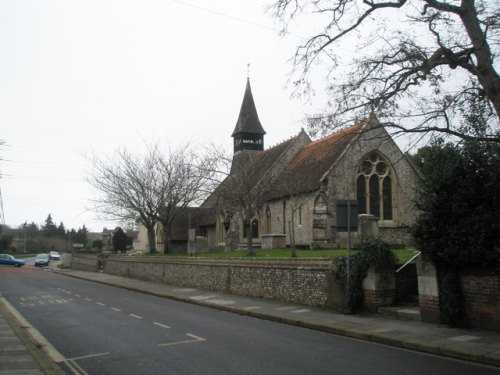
231 78 266 137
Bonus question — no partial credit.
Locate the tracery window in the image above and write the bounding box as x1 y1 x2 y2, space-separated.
356 152 393 220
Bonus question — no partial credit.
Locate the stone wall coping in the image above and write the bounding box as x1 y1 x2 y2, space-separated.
103 256 335 270
71 253 99 259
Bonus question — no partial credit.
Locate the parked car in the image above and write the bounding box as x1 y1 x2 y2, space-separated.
49 251 60 260
34 253 51 267
0 254 25 267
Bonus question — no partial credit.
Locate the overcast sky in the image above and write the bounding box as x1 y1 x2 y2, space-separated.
0 0 363 232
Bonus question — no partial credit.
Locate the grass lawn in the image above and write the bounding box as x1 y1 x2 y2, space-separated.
141 248 418 264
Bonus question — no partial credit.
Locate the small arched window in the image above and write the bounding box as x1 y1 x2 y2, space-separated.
243 219 259 239
356 152 394 220
314 192 327 214
252 219 259 238
265 206 271 233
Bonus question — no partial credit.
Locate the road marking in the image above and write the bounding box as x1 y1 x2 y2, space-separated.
75 294 81 297
154 322 171 329
66 358 89 375
20 296 39 301
68 352 111 361
129 313 142 319
96 302 105 306
243 306 262 310
158 333 206 347
111 307 122 312
186 333 205 341
85 298 92 301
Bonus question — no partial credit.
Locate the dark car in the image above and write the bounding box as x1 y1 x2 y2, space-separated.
0 254 25 267
34 253 51 267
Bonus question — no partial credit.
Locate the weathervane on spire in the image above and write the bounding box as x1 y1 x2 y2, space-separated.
247 62 251 78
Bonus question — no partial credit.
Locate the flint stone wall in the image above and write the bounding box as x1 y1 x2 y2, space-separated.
101 257 341 309
71 253 100 272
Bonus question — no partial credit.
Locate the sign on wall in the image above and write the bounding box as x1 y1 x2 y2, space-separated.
336 200 358 232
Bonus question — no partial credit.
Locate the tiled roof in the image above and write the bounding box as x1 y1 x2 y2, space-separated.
202 135 301 209
205 122 363 208
269 123 363 197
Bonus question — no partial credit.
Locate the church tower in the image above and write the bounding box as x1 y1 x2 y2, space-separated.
232 78 266 154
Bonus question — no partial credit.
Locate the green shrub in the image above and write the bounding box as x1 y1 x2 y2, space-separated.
334 238 395 314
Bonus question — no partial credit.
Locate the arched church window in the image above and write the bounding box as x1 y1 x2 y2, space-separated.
265 206 271 233
243 219 259 239
252 219 259 238
356 152 394 220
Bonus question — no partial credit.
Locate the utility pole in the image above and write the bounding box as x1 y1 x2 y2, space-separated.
0 187 5 226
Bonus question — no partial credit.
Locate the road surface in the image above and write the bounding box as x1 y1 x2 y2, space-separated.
0 265 496 375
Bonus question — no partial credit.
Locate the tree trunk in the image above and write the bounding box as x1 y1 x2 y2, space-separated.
147 226 156 253
245 222 254 256
289 220 297 258
162 223 172 254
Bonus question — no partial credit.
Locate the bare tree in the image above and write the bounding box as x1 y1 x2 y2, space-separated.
206 148 272 256
152 144 213 254
88 145 162 253
274 184 310 258
272 0 499 143
88 142 214 254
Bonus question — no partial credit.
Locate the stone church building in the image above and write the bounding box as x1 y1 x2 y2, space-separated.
137 79 420 252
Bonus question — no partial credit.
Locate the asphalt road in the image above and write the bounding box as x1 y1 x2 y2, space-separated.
0 265 497 375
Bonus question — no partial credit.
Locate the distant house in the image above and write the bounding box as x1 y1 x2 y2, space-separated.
88 227 139 251
137 79 419 252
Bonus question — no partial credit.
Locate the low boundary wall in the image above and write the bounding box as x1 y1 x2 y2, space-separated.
102 256 342 309
69 254 409 314
70 253 101 272
461 270 500 331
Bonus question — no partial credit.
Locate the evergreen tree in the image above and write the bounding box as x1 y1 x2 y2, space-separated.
42 214 58 237
74 226 88 244
23 222 39 238
413 139 500 325
57 222 66 239
92 239 103 250
112 227 129 253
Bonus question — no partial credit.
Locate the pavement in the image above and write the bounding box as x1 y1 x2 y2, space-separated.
2 268 500 374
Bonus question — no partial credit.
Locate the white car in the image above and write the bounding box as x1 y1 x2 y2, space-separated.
49 251 60 260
